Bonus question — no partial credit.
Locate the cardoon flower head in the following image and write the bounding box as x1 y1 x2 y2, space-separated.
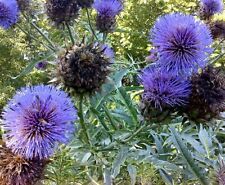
17 0 30 12
140 66 191 110
200 0 224 19
102 44 115 62
46 0 80 26
150 13 212 75
2 85 77 159
210 20 225 39
93 0 123 33
0 0 19 29
77 0 93 8
35 61 48 70
57 42 112 93
185 66 225 122
0 145 47 185
145 49 158 63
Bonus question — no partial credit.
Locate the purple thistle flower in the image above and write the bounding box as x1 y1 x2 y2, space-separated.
2 85 77 159
0 0 19 29
150 13 212 75
140 66 191 110
93 0 123 17
145 49 158 62
102 44 115 62
35 61 48 70
200 0 224 18
93 0 123 32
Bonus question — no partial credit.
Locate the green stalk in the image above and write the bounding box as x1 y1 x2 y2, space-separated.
79 94 91 145
102 32 108 43
90 107 112 138
117 87 138 125
16 23 55 51
123 123 148 143
30 21 56 51
65 22 75 45
103 104 117 130
86 8 98 40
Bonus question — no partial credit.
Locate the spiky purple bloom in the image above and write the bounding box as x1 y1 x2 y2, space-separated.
2 85 77 159
200 0 224 18
93 0 123 32
140 66 191 110
94 43 115 62
0 0 19 29
151 13 212 74
145 49 158 62
93 0 123 17
102 44 114 62
35 61 48 70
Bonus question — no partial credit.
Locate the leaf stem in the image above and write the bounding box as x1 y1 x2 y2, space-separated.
65 22 75 45
16 23 55 51
30 21 57 51
123 123 148 143
103 104 118 130
79 94 91 145
86 8 98 40
117 87 138 125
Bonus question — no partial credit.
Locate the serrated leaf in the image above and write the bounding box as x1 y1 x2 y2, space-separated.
127 164 137 185
198 125 213 158
117 87 138 125
159 169 174 185
104 168 112 185
90 69 128 109
181 134 205 154
81 152 92 164
143 155 179 172
11 52 54 79
151 132 164 156
112 68 128 88
170 128 209 185
112 147 129 178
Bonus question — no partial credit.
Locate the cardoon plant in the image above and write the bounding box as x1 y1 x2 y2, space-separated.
2 85 77 159
0 145 47 185
200 0 224 19
17 0 30 12
2 0 225 184
46 0 80 26
93 0 123 33
184 66 225 122
150 13 212 75
140 65 191 121
77 0 93 8
35 61 48 70
210 20 225 39
57 43 114 93
0 0 19 29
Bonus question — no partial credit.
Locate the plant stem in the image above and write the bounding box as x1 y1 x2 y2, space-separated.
65 22 75 45
16 23 55 51
86 8 98 40
117 87 138 125
123 123 148 143
102 32 107 43
79 94 91 145
90 107 112 139
30 21 57 51
103 104 117 130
